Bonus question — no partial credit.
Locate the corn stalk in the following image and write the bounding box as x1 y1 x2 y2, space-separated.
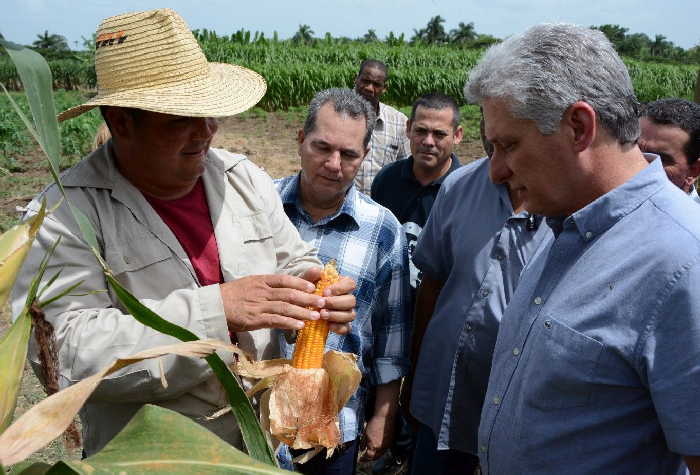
0 39 276 466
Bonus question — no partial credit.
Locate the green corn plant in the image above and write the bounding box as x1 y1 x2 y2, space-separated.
0 39 278 468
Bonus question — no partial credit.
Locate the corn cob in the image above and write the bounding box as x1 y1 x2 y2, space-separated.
291 261 340 369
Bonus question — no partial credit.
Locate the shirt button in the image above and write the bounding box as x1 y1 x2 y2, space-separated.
534 296 543 305
493 396 501 405
480 288 491 298
585 231 593 241
512 347 520 356
544 320 553 329
495 253 504 261
480 445 487 453
123 256 130 264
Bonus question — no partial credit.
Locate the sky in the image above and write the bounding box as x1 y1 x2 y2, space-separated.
3 0 699 50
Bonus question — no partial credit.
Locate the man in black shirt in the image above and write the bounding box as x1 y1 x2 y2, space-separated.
371 93 463 295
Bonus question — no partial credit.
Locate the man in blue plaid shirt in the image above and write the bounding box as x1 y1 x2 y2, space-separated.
275 88 411 475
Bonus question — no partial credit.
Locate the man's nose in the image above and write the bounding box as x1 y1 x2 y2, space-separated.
325 151 342 171
193 117 218 138
422 132 436 146
489 151 513 184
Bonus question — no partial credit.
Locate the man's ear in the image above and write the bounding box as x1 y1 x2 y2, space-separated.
686 159 700 189
297 129 305 144
454 125 464 145
406 119 412 138
564 101 596 152
102 106 135 140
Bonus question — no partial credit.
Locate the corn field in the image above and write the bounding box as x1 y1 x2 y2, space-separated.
1 39 697 109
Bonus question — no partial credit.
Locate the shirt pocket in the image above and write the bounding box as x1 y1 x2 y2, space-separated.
104 231 183 297
230 212 276 276
524 316 603 410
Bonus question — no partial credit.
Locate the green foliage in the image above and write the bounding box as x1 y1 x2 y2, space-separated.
1 40 277 467
0 91 102 168
412 15 448 44
592 24 700 64
18 405 289 474
624 58 698 102
292 24 315 45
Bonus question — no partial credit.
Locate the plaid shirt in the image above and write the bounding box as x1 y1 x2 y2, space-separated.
354 102 410 195
275 175 411 442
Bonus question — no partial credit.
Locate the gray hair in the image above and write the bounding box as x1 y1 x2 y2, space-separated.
464 23 640 144
303 88 376 147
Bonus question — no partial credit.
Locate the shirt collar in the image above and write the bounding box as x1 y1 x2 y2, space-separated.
401 154 461 185
547 153 665 239
280 173 360 227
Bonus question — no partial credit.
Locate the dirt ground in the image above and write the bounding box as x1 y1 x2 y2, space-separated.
1 113 485 471
213 113 485 178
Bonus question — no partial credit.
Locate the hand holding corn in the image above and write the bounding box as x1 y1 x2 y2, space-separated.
220 268 356 333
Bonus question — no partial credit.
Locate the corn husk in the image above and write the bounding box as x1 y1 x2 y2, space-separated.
233 348 361 460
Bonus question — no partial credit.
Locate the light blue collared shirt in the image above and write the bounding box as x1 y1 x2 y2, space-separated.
479 157 700 474
275 174 411 443
410 158 550 454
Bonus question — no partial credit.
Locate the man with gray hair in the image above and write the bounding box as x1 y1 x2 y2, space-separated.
466 24 700 474
275 88 411 474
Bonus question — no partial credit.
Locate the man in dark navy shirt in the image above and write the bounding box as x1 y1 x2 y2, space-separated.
371 92 463 295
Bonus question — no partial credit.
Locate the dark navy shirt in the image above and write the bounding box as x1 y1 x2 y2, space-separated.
371 154 461 292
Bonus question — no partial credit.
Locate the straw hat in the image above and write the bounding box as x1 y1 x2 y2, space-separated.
58 8 266 121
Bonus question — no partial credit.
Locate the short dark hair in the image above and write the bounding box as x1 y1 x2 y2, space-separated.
410 92 461 130
358 59 388 78
642 98 700 165
303 88 376 147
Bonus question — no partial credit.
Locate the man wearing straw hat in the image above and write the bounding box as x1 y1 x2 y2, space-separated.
12 8 356 456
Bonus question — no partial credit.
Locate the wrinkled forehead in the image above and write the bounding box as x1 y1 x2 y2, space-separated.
358 66 386 82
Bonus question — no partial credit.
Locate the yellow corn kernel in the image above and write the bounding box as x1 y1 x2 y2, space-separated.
292 261 340 369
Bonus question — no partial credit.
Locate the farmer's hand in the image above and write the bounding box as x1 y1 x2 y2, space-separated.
300 267 356 335
220 270 356 333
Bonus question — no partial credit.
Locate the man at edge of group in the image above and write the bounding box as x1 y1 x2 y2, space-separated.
467 23 700 474
371 92 463 300
402 96 550 473
274 88 411 475
352 59 410 194
639 98 700 203
10 8 356 456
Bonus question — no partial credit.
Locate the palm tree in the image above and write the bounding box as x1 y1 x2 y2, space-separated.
449 22 477 44
32 30 69 52
412 15 448 44
292 24 314 45
363 29 379 43
650 34 672 58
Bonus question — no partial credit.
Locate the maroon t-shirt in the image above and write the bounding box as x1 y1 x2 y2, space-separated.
144 178 224 286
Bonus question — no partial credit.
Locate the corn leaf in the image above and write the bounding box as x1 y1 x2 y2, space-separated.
0 201 45 312
0 203 47 431
1 42 276 466
0 39 99 254
107 275 276 465
0 340 237 466
0 310 31 432
59 405 288 474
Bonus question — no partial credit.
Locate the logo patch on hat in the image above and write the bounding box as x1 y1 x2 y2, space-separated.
95 31 127 49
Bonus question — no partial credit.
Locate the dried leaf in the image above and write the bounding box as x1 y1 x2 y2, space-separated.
0 339 236 466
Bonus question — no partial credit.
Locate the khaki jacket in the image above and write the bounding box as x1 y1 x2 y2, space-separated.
11 145 320 455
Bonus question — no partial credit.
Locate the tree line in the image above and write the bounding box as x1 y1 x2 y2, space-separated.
2 17 700 65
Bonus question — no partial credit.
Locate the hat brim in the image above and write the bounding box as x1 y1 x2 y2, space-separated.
57 63 267 122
